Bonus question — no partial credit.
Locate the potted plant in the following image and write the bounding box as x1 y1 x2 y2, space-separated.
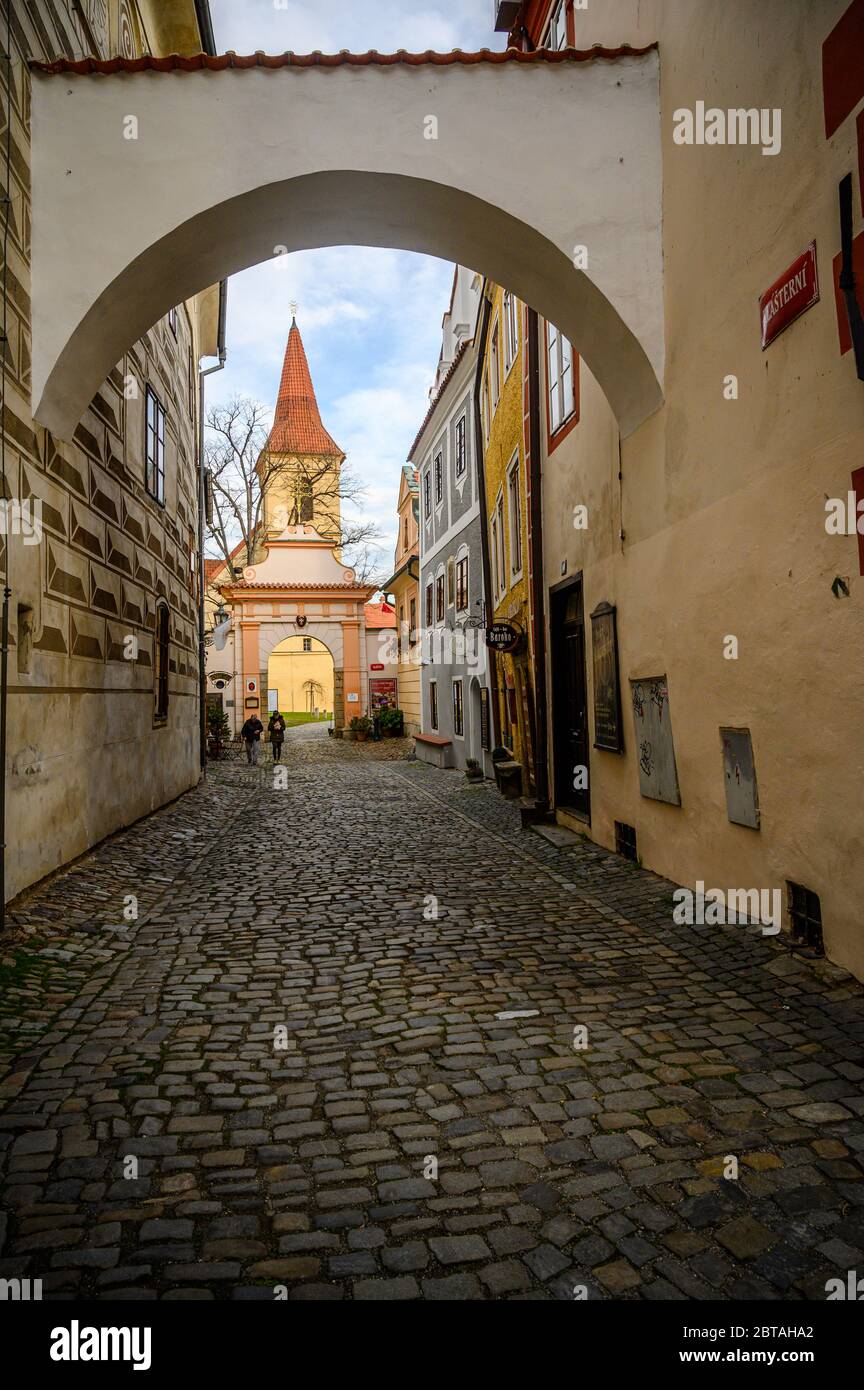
465 757 483 782
207 707 231 760
378 707 404 738
350 715 372 743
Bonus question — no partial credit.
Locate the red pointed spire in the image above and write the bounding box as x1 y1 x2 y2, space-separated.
267 318 343 457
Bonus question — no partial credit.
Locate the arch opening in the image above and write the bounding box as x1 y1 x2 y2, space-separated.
35 171 664 441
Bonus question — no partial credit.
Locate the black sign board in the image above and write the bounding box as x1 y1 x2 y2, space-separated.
590 602 623 753
485 621 522 653
479 687 491 751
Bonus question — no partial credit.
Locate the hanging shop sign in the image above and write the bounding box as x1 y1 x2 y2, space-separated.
760 242 819 349
485 620 523 653
590 602 623 753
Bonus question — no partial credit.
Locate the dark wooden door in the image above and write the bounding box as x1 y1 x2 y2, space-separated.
552 582 590 818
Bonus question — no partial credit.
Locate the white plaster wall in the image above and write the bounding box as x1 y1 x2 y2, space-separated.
31 55 663 437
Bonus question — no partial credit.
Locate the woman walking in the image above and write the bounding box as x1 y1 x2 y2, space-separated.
268 710 287 763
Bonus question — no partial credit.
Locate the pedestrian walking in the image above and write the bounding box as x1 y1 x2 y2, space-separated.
241 713 264 765
268 710 287 763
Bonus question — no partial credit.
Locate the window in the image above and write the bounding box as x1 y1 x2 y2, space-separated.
429 680 438 730
297 477 314 523
435 573 445 622
490 323 500 409
545 0 570 50
454 414 467 478
434 451 443 506
409 596 417 642
615 822 638 862
168 305 178 337
145 386 166 504
398 605 405 655
456 554 469 612
546 322 576 435
403 516 409 550
425 581 433 626
447 557 455 607
503 291 519 371
507 455 523 578
302 637 312 652
154 601 170 720
453 679 464 737
787 881 824 953
423 470 431 519
493 493 506 600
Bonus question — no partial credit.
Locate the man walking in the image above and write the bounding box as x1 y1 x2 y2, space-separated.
241 713 264 765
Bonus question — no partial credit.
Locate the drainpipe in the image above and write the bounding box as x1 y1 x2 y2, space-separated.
526 307 549 810
198 279 228 774
0 4 12 929
472 288 501 749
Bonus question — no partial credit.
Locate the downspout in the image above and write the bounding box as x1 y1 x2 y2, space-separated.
472 289 501 749
198 279 228 774
526 307 549 810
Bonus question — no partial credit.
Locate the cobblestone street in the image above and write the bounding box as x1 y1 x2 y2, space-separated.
1 734 863 1302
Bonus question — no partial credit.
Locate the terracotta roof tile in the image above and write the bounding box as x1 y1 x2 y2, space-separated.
30 45 658 76
364 601 397 628
227 581 370 591
267 319 343 458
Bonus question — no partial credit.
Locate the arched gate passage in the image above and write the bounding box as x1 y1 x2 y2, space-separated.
29 45 664 441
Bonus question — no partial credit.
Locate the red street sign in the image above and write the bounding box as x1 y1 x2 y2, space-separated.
760 243 820 349
370 663 385 671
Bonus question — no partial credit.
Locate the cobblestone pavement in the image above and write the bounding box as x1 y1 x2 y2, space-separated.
1 738 863 1302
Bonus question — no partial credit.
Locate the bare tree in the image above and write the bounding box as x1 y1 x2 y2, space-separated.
204 395 383 582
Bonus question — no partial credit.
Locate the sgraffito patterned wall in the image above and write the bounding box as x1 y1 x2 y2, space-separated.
1 0 202 899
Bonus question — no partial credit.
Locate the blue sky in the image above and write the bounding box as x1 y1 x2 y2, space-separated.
205 1 506 572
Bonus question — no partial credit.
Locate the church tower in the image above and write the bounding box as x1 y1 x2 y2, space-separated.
261 314 344 544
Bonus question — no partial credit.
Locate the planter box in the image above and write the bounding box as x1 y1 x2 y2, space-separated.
493 759 523 800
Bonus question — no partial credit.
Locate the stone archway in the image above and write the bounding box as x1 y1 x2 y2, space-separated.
30 46 664 440
266 633 335 721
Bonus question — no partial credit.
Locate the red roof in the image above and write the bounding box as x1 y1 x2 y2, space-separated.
31 45 658 76
365 601 397 629
267 319 343 458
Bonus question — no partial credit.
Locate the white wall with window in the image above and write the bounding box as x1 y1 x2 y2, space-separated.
546 322 576 434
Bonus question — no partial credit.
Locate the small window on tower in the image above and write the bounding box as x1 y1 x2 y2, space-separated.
298 478 314 523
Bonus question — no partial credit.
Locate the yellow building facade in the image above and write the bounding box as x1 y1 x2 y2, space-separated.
478 282 535 792
268 635 334 715
382 465 421 735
